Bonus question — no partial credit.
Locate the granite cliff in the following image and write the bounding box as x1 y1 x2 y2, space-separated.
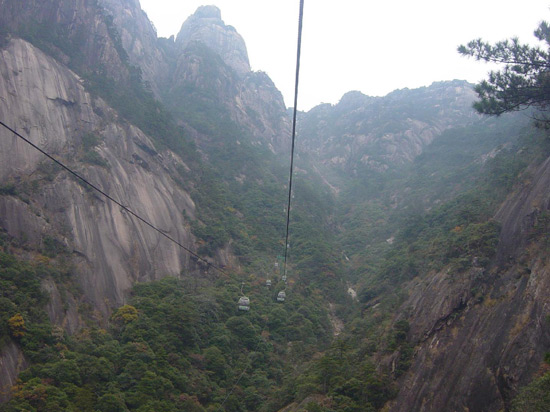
1 1 549 411
298 81 478 175
386 153 550 411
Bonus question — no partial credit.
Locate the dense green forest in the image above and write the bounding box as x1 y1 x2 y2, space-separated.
3 112 549 411
2 2 550 411
0 242 335 411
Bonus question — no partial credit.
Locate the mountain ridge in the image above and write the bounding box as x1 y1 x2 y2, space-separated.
1 1 549 411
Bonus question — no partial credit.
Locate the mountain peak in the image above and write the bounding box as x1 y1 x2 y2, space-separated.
176 5 250 76
193 5 221 19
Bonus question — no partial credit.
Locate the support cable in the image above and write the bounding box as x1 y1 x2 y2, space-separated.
0 120 227 276
283 0 305 280
218 358 250 411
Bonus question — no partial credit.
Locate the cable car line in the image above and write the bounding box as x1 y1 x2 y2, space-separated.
0 120 228 276
3 1 305 409
236 0 304 310
218 361 250 410
282 0 305 281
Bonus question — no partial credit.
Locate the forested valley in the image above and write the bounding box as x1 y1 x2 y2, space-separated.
1 1 550 411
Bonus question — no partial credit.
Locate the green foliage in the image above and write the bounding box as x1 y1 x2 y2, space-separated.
7 313 26 338
459 19 550 125
294 340 394 411
374 193 500 287
0 250 50 350
112 305 138 324
511 372 550 412
82 150 108 168
81 132 101 152
3 277 331 412
0 183 17 196
41 236 67 258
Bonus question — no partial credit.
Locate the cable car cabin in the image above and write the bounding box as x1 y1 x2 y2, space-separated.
238 296 250 311
266 279 272 287
282 275 287 282
277 291 286 302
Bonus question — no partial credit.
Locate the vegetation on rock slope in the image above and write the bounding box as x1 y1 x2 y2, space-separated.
2 2 550 411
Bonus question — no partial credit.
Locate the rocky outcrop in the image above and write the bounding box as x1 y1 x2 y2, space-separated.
495 155 550 263
237 71 291 152
298 81 478 174
0 0 291 319
0 341 27 403
175 5 250 77
98 0 171 96
166 6 290 154
0 38 197 318
386 153 550 412
0 0 130 82
0 38 96 180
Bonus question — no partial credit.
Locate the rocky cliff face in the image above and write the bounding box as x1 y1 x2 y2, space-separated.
175 5 250 77
0 1 292 397
98 0 170 96
0 38 198 315
0 0 294 320
298 81 478 175
0 342 27 403
164 5 291 154
385 153 550 411
0 0 130 82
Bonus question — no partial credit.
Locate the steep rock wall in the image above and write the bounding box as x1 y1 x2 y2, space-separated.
166 6 291 154
175 5 250 77
0 38 198 316
0 0 129 82
0 342 27 403
98 0 171 96
386 153 550 411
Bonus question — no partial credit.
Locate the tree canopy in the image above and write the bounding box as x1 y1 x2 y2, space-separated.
459 20 550 125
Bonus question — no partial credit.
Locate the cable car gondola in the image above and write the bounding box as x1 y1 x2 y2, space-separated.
277 290 286 302
238 296 250 311
238 282 250 311
266 279 272 287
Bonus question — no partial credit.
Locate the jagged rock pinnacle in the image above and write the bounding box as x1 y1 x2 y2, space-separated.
176 5 250 76
193 5 221 19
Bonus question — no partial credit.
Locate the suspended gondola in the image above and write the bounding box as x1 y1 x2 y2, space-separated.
237 282 250 311
238 296 250 311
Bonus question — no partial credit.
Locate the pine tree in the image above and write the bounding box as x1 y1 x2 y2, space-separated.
459 20 550 126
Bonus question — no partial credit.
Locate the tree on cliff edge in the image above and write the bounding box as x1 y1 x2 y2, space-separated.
459 19 550 126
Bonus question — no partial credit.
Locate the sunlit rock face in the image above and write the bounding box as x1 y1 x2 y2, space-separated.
175 5 250 77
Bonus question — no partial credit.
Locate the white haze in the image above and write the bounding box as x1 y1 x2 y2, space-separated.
139 0 549 111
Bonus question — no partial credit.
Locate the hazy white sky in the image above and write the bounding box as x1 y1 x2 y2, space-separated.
139 0 549 110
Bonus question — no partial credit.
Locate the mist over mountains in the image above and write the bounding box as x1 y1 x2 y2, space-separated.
1 1 550 411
